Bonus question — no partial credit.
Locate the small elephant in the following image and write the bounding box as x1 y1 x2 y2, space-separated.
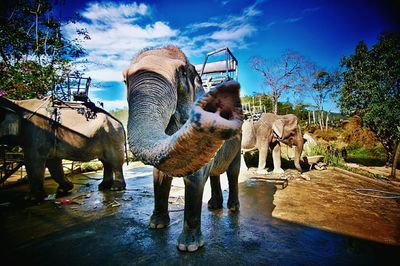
0 97 126 200
241 113 304 174
124 45 243 252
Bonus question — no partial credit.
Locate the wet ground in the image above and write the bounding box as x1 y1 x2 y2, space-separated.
0 159 399 265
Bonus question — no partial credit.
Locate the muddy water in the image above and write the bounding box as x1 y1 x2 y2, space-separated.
0 163 399 265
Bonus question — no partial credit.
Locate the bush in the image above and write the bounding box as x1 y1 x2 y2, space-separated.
312 129 339 141
79 161 104 172
342 117 377 147
345 144 386 166
303 143 343 166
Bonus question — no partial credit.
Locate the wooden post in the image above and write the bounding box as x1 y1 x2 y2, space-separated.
391 138 400 179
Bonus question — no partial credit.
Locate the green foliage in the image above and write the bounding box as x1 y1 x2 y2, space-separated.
0 0 89 99
292 103 309 123
240 94 309 122
109 107 140 162
311 70 341 108
345 144 386 166
339 32 400 164
302 144 325 157
301 143 337 165
241 94 273 113
110 107 128 128
79 161 104 172
1 60 56 99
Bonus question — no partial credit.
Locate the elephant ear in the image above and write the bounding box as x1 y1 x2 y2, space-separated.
272 119 284 139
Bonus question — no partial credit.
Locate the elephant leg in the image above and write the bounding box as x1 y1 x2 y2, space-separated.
177 166 210 252
24 158 47 200
208 175 223 210
46 158 73 195
272 142 284 174
150 168 172 229
110 164 126 191
227 150 240 211
257 144 269 175
98 161 113 190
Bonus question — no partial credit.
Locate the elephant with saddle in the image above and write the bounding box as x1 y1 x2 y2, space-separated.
241 113 304 174
124 45 243 252
0 97 126 200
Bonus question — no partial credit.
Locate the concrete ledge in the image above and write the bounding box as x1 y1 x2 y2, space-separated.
331 166 400 192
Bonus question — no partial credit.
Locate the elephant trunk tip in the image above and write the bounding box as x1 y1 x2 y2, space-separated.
191 81 243 140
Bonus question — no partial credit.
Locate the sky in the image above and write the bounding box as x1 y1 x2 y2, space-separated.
60 0 399 112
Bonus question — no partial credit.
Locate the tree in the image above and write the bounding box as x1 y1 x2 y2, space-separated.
241 93 273 115
249 50 306 114
339 32 400 177
0 0 89 99
307 69 341 131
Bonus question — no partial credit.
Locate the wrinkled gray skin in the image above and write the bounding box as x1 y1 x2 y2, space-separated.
0 97 126 200
241 113 304 174
124 46 243 252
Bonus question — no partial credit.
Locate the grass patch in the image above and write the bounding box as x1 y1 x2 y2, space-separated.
345 144 386 167
335 162 390 181
78 161 104 172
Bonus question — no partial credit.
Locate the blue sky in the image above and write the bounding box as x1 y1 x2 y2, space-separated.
61 0 399 112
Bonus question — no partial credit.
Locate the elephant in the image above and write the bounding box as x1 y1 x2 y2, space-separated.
124 45 243 252
241 113 304 174
0 96 126 200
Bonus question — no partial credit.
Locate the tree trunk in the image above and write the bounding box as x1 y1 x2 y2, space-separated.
312 110 316 124
391 140 400 179
325 112 330 131
319 111 324 131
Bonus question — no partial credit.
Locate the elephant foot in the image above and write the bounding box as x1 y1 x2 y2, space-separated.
149 212 170 229
208 197 223 210
25 190 47 202
256 169 270 175
110 180 126 191
57 181 74 196
227 199 240 212
98 180 113 190
273 168 285 174
177 228 204 252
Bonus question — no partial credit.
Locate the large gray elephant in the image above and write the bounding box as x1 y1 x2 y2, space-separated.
0 97 126 199
241 113 304 174
124 45 243 252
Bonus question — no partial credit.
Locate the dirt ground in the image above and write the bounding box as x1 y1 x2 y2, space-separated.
0 158 399 265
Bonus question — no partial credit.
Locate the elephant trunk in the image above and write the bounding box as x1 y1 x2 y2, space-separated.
127 72 242 177
294 126 304 173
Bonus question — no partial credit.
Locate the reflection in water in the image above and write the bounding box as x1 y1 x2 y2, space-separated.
239 180 277 218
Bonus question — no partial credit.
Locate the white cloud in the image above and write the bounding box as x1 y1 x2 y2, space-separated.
61 0 265 106
62 1 178 84
182 0 263 55
211 24 256 40
81 2 149 23
266 5 320 30
283 17 302 23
